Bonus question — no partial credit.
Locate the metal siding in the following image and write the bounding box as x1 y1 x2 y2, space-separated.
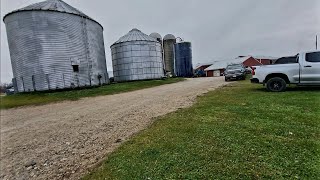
86 19 109 85
4 10 108 92
111 41 164 82
174 42 193 77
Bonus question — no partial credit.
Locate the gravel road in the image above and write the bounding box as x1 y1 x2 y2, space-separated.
0 77 228 180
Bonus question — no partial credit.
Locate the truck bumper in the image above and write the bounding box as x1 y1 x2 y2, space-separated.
225 74 245 79
250 78 260 84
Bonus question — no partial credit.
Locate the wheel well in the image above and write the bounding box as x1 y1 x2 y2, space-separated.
265 73 290 83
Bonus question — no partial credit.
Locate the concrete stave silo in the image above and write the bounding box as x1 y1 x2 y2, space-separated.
163 34 176 75
3 0 109 92
174 42 193 77
111 28 164 82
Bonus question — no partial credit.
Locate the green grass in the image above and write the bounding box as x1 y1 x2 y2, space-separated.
83 81 320 180
0 78 185 109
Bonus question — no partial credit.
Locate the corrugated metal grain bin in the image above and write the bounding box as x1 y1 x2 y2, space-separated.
174 42 193 77
111 28 164 82
3 0 109 92
163 34 176 74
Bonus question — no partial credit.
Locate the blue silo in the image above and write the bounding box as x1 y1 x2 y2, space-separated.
174 42 193 77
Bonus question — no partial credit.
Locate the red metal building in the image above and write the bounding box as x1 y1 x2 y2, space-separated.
205 56 267 77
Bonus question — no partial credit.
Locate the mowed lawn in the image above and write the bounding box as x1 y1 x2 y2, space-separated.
0 78 184 109
84 81 320 179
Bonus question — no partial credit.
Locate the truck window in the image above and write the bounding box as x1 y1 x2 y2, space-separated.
275 56 297 64
306 52 320 62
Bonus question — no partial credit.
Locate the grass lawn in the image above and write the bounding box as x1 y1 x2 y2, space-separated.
84 80 320 180
0 78 184 109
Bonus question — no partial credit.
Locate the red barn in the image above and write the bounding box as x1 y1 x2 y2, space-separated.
194 63 213 71
194 63 213 77
252 56 278 65
242 56 263 67
204 56 265 77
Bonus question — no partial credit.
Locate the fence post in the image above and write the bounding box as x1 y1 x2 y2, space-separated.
62 73 65 88
21 77 25 92
32 75 36 91
98 74 102 86
12 78 18 93
46 74 50 90
76 75 79 88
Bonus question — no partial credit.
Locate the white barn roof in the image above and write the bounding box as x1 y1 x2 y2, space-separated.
205 56 251 71
194 63 213 69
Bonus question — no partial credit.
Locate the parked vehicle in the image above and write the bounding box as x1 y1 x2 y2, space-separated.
5 87 15 95
224 64 246 81
251 51 320 92
194 69 206 77
245 67 253 74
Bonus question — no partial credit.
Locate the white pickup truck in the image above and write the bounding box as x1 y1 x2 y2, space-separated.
251 51 320 92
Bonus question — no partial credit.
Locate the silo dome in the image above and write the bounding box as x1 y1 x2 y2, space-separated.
149 32 162 42
163 34 176 40
111 28 164 82
3 0 109 92
163 34 176 74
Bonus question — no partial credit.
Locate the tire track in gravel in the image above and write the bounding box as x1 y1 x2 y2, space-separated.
0 77 228 180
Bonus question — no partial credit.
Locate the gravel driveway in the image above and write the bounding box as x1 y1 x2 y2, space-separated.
0 77 228 180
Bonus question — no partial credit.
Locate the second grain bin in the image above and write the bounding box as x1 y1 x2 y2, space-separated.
111 28 164 82
163 34 176 75
174 42 193 77
149 32 162 43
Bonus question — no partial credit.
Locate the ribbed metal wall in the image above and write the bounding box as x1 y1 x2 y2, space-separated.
4 11 109 92
163 39 176 74
111 41 163 82
174 42 193 77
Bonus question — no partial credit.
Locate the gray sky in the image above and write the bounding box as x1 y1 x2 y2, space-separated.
1 0 319 83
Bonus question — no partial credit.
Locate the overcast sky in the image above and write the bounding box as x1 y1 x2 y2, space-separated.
1 0 319 83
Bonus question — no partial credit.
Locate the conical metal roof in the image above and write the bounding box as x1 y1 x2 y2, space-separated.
112 28 158 46
3 0 102 28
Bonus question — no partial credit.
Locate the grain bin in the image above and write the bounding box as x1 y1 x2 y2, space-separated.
163 34 176 75
150 32 165 75
174 42 193 77
3 0 109 92
111 28 164 82
149 33 162 43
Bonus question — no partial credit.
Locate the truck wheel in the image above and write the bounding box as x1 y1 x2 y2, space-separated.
225 77 229 82
266 77 287 92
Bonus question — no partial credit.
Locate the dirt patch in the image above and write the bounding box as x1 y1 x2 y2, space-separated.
0 77 228 180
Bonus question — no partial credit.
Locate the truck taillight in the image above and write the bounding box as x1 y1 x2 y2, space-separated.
251 67 256 75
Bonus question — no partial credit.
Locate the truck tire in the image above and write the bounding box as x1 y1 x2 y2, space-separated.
266 77 287 92
225 77 229 82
